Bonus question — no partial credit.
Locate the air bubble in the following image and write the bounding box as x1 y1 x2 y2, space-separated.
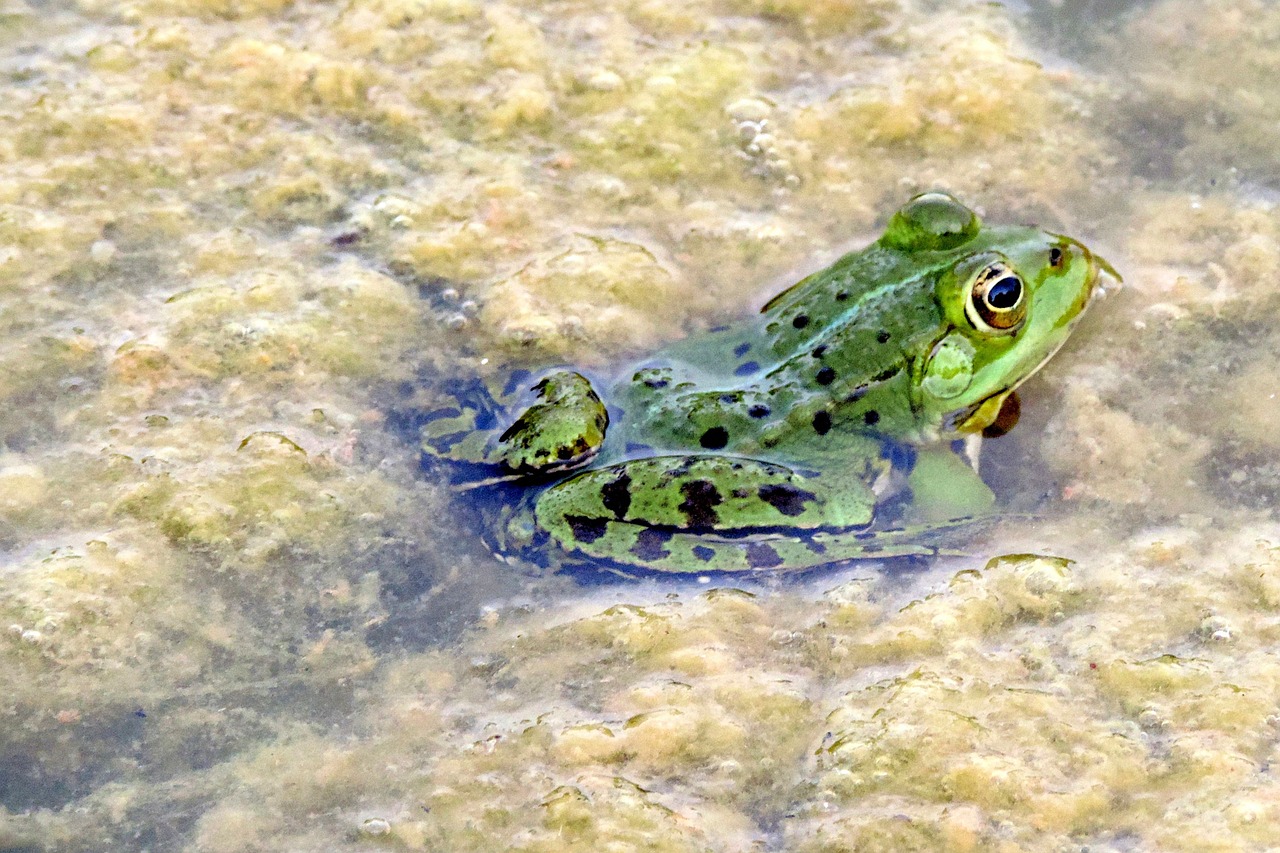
585 69 623 91
725 97 772 123
360 817 391 837
90 240 117 266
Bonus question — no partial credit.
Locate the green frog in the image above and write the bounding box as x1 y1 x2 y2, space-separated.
421 193 1114 574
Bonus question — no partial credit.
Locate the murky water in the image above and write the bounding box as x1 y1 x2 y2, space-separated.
2 0 1280 850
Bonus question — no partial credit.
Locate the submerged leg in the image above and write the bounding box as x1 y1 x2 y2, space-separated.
523 454 983 574
421 370 608 483
907 446 996 522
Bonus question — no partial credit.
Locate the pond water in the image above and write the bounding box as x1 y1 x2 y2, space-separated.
3 0 1280 850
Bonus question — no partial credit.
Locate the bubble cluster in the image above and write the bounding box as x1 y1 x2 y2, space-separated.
728 98 801 189
424 284 480 332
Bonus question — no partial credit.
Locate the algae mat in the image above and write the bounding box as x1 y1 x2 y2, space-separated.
3 0 1280 850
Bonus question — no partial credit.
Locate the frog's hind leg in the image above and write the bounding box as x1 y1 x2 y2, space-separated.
529 454 991 574
421 370 609 485
552 519 983 575
530 455 859 573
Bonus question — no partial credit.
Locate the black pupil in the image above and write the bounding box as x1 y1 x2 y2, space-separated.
987 276 1022 310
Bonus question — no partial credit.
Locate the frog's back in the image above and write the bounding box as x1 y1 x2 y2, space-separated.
608 241 949 461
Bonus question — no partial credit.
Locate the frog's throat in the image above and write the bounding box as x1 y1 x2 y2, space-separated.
945 334 1064 435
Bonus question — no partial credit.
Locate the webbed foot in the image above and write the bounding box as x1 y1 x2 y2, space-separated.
421 370 608 485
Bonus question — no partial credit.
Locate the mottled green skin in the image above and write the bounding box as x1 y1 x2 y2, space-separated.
423 193 1109 573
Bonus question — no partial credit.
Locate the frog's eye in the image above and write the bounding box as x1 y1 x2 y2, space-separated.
883 192 980 251
966 263 1026 332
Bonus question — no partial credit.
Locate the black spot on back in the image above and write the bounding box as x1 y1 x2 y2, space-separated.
812 411 832 435
565 515 608 544
733 342 752 358
864 410 880 426
720 393 737 404
631 528 674 562
734 361 760 377
811 345 827 358
748 404 771 419
876 330 891 344
792 314 810 329
757 483 818 517
844 386 868 403
692 545 716 562
700 426 729 449
816 366 836 386
872 366 900 382
835 291 849 301
600 472 632 519
679 479 723 528
746 541 784 569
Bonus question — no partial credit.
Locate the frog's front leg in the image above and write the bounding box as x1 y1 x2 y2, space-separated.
526 455 888 573
907 446 996 522
422 370 608 483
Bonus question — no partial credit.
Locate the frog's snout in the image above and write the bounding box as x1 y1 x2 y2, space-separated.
1077 239 1122 302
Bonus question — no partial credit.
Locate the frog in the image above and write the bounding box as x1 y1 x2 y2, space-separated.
419 192 1114 574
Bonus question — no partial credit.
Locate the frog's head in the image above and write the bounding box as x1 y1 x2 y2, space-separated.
883 192 1116 439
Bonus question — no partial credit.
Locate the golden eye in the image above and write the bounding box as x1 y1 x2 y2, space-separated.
966 263 1026 332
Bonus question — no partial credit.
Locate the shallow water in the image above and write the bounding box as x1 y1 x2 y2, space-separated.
3 0 1280 850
